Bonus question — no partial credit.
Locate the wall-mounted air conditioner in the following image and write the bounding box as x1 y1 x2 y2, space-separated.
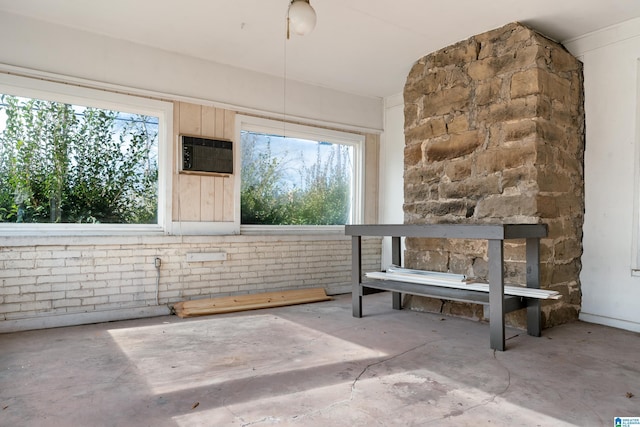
180 135 233 175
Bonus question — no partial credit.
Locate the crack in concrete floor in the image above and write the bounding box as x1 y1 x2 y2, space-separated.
2 293 639 426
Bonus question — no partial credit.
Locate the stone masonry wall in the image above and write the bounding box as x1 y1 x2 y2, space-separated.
402 22 584 328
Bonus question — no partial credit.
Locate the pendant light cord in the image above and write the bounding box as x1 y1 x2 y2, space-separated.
283 12 289 137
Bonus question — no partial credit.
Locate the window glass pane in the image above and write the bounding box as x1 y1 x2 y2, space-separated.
241 130 353 225
0 94 159 224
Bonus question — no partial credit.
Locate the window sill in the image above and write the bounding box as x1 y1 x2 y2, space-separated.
0 224 165 237
240 225 346 236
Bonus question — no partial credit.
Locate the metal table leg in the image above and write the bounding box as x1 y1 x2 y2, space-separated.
391 236 402 310
488 239 505 351
526 237 542 337
352 235 362 318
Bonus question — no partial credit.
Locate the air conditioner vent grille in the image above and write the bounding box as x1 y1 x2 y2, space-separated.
181 135 233 174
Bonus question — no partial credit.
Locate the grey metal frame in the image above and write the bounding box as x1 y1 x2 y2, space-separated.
345 223 548 351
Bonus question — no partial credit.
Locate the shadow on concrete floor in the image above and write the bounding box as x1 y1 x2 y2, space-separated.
1 292 638 426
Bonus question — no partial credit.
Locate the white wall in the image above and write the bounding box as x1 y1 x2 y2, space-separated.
564 17 640 332
0 12 382 132
0 11 385 331
379 93 406 267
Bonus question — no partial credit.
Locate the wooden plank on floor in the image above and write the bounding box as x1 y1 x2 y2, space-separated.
173 288 332 318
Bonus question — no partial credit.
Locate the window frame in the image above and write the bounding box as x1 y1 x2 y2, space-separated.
0 73 173 236
235 115 364 234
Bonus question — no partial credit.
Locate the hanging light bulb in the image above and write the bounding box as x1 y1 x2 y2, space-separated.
288 0 317 37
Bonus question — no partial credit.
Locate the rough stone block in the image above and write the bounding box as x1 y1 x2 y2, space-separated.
476 78 503 106
405 237 449 252
510 68 540 98
566 280 582 305
422 85 471 117
413 199 473 218
481 96 545 123
406 59 426 85
404 162 444 185
449 253 473 275
569 72 585 112
421 68 448 95
513 45 544 69
405 118 447 144
506 24 536 48
444 158 473 182
419 67 471 94
535 195 558 218
501 166 537 191
403 86 424 108
542 70 572 104
550 47 582 73
467 59 495 81
475 194 537 219
404 103 420 129
404 142 423 167
469 45 541 81
535 142 555 165
551 260 582 284
538 170 572 193
404 294 445 315
430 39 479 68
505 309 527 329
504 241 526 262
555 194 584 217
426 130 482 162
504 119 538 141
448 239 487 257
504 260 526 284
439 175 500 200
471 257 488 279
406 249 450 271
441 300 484 320
476 22 532 59
536 120 568 146
474 150 497 175
543 304 580 327
447 114 470 134
404 185 440 209
503 144 538 169
544 219 568 241
476 145 536 175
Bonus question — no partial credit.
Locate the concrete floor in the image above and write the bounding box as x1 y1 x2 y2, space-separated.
1 293 638 427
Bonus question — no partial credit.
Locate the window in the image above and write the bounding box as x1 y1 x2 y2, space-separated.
237 116 363 228
0 74 172 234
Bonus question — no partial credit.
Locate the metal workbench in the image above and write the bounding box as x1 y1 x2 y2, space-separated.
345 223 548 351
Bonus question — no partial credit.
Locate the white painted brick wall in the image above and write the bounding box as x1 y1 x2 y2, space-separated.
0 234 381 330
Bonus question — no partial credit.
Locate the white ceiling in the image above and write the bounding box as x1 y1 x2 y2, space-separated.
1 0 640 99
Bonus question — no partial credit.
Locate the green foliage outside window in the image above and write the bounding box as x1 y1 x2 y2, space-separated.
0 94 158 224
241 132 352 225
